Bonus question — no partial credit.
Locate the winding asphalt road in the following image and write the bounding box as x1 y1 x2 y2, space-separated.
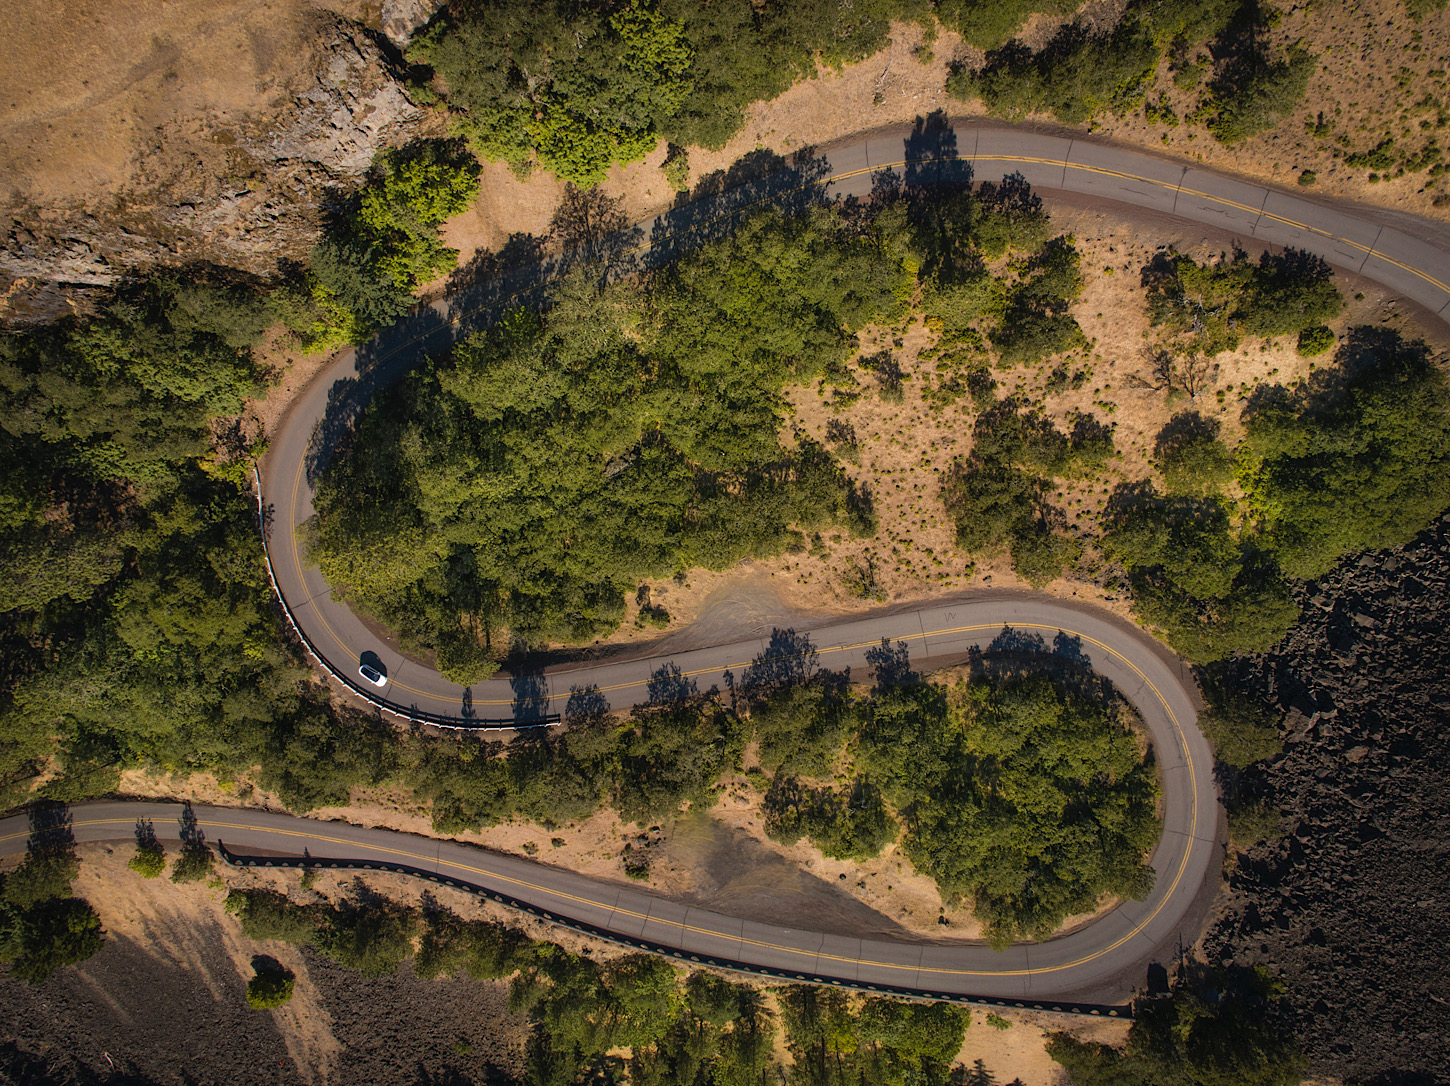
263 119 1450 728
63 120 1441 1002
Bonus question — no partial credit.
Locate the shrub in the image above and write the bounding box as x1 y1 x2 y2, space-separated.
1204 48 1316 145
661 143 690 191
128 842 166 880
246 967 296 1009
1228 798 1286 851
1296 324 1335 356
1 898 105 985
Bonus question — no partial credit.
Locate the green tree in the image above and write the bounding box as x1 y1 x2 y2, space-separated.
941 397 1090 585
950 19 1159 125
765 777 897 861
1194 669 1283 768
1204 48 1316 145
1 898 105 985
246 966 296 1009
1154 412 1235 496
1104 484 1299 662
1242 327 1450 580
412 2 691 184
856 671 1159 944
1048 965 1305 1086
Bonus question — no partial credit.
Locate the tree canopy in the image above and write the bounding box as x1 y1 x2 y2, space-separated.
308 205 904 661
858 668 1159 944
1241 327 1450 580
410 0 930 183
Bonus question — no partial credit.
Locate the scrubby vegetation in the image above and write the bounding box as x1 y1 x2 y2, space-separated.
307 169 1122 657
0 813 103 984
228 882 972 1085
1048 964 1304 1086
1105 321 1450 663
229 875 974 1078
407 0 934 184
948 0 1317 148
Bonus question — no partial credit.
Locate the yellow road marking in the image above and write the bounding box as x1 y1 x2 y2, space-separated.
12 663 1195 985
278 141 1450 707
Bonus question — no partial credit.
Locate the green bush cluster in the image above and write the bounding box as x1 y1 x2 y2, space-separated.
308 204 904 657
1047 964 1304 1086
1103 483 1299 664
227 889 416 977
0 828 103 985
949 0 1314 146
857 670 1159 945
409 0 931 184
1240 327 1450 581
399 632 1159 947
1144 247 1344 357
1107 325 1450 663
306 139 481 348
940 397 1109 586
948 19 1158 124
764 776 897 860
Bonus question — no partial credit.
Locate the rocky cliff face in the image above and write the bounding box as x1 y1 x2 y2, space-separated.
1 6 438 321
1206 512 1450 1085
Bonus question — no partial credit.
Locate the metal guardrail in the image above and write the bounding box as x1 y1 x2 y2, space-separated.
251 466 560 733
219 844 1132 1020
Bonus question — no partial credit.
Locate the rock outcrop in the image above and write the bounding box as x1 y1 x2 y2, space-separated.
1205 512 1450 1085
1 12 429 320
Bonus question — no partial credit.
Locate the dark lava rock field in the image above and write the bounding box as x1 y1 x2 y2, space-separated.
1206 511 1450 1086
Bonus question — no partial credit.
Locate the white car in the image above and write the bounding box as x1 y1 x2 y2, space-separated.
358 663 388 688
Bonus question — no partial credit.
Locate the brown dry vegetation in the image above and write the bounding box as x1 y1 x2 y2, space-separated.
0 844 1127 1085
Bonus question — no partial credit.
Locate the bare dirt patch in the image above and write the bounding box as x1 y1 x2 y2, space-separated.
0 845 526 1086
954 1007 1131 1086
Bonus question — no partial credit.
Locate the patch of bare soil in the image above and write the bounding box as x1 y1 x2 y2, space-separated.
953 1005 1131 1086
0 846 526 1086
